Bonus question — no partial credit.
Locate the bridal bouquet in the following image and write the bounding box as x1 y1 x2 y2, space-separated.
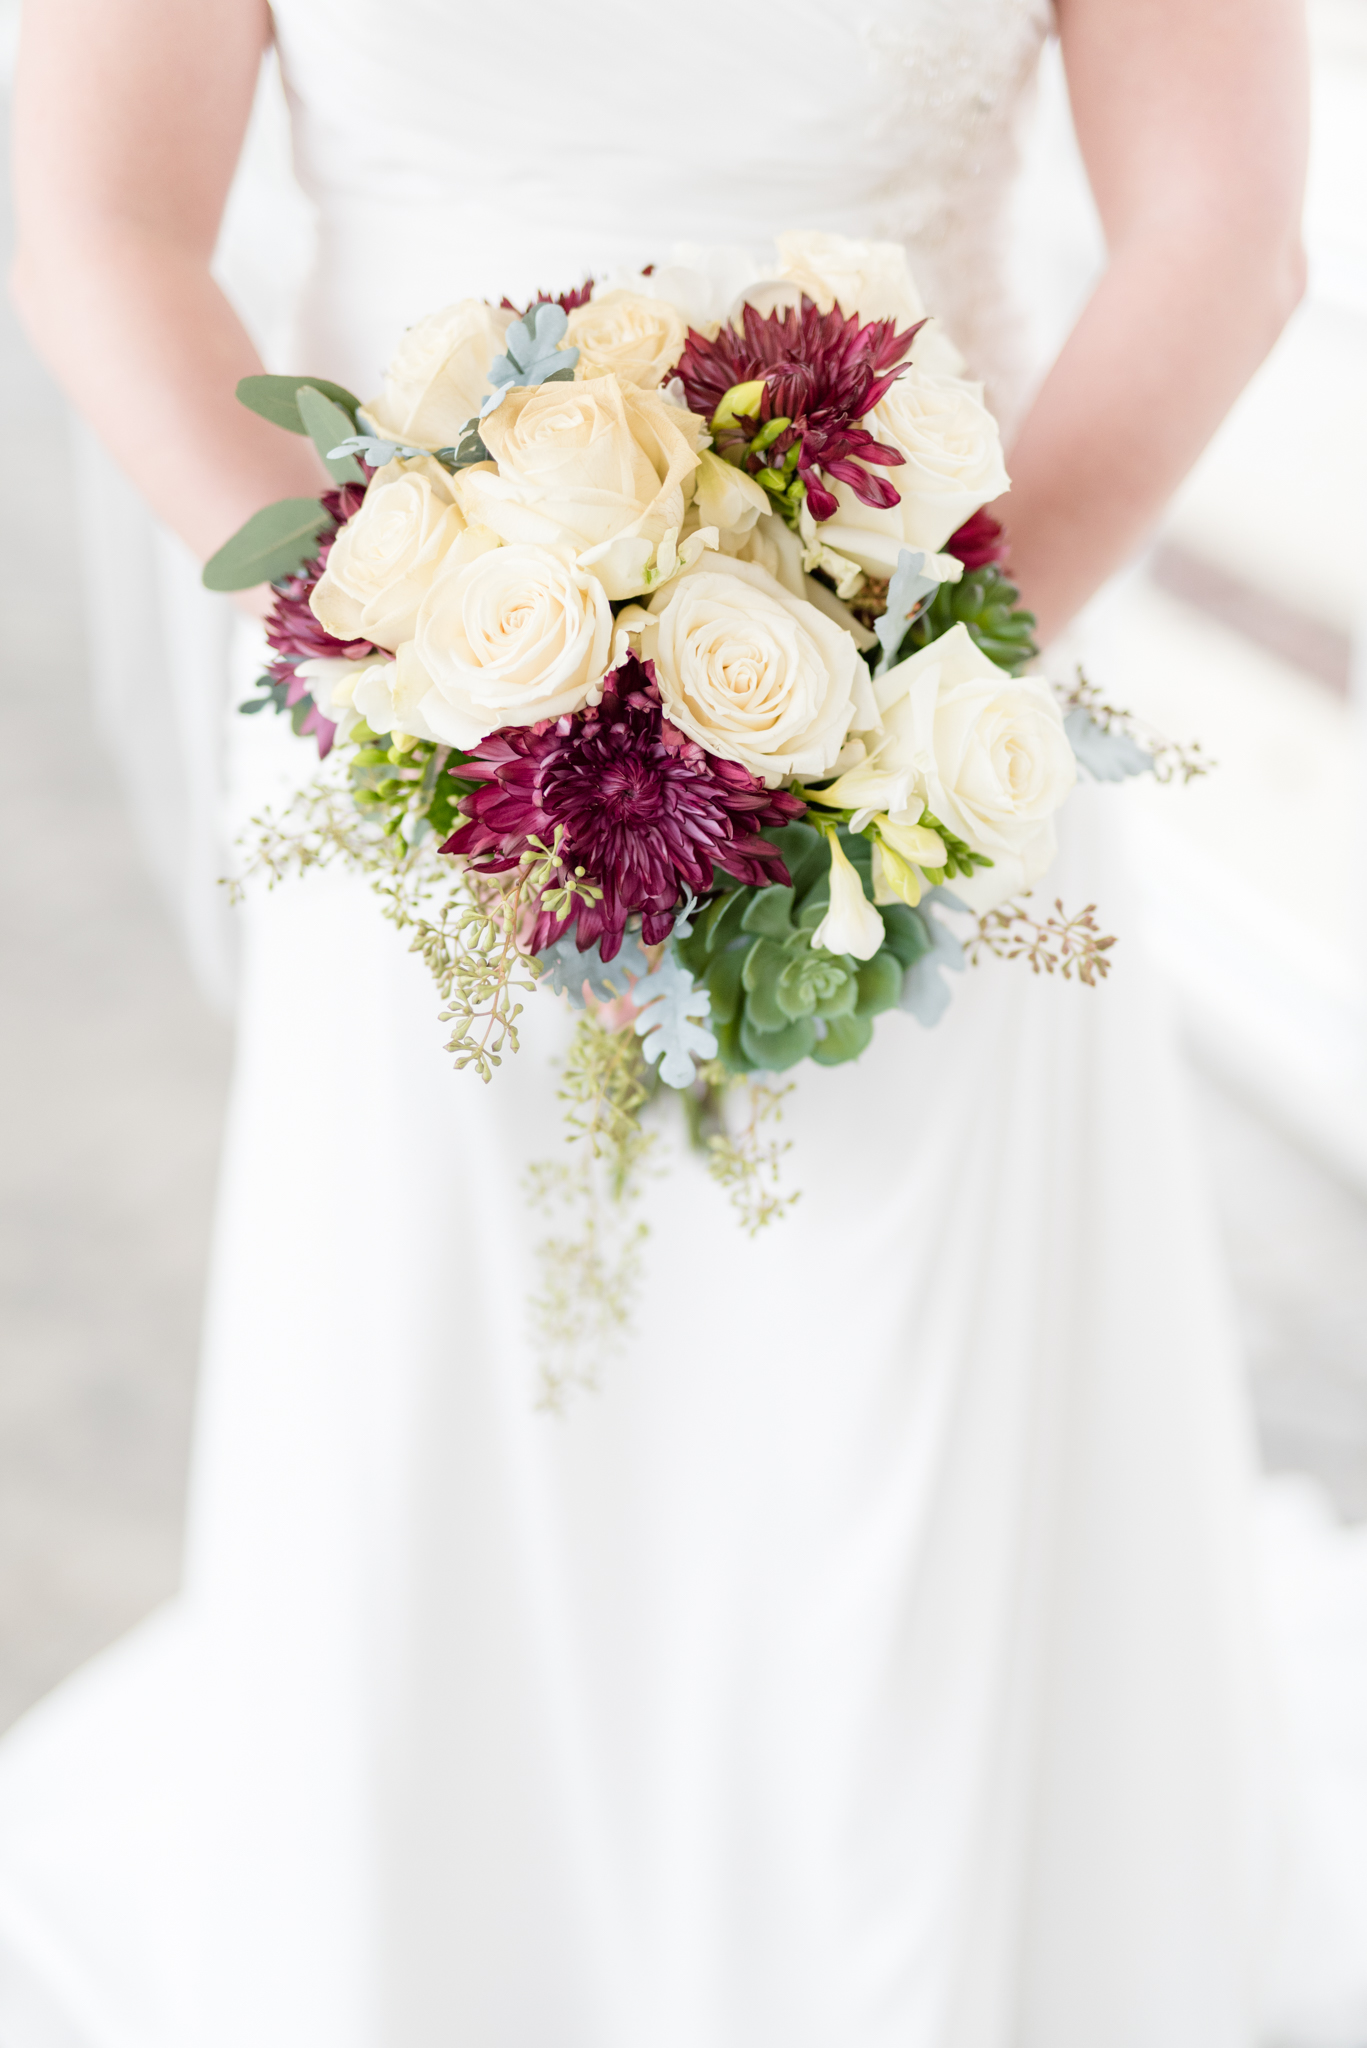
209 232 1197 1394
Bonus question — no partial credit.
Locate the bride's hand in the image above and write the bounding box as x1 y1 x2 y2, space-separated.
10 0 328 591
994 0 1307 645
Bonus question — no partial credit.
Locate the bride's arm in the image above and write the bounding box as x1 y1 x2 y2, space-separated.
998 0 1309 643
10 0 324 576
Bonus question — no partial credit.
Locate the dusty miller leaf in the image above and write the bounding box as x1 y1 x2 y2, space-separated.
634 951 718 1088
537 930 649 1008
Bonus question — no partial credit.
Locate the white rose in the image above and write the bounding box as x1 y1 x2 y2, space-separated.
564 290 690 390
309 458 465 650
817 367 1010 572
629 553 875 785
362 299 513 451
870 623 1076 910
774 230 927 329
734 513 878 652
733 230 964 377
456 375 706 599
404 541 613 749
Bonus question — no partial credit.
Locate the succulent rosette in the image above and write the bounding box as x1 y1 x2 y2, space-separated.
212 228 1180 1360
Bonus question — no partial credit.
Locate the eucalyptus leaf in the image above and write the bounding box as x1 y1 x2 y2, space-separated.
899 900 967 1027
201 497 331 593
328 433 427 469
481 301 580 417
438 421 492 469
296 385 366 484
1064 707 1154 781
235 374 361 435
875 547 941 675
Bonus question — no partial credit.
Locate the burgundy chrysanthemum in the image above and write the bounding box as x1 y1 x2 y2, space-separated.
672 297 923 522
501 279 595 317
440 655 806 960
946 508 1010 571
262 483 375 759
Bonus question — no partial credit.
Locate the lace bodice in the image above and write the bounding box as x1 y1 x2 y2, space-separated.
271 0 1052 426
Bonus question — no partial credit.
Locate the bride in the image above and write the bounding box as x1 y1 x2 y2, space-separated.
7 1 1356 2044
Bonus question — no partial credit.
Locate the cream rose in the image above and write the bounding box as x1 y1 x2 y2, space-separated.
564 290 690 390
456 375 707 599
870 624 1076 910
735 231 963 377
629 554 875 784
405 541 613 749
774 230 927 329
817 367 1010 572
309 458 465 650
362 299 513 451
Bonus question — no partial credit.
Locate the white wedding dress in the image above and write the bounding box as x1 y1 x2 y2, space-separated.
4 4 1367 2045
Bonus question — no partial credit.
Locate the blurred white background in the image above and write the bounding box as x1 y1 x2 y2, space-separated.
1 3 1365 1733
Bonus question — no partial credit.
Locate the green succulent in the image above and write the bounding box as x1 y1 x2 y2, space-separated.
677 823 936 1075
901 563 1039 674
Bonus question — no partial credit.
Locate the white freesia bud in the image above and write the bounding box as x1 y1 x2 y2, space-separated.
810 834 885 962
292 655 373 740
693 450 769 541
871 840 919 908
350 656 442 744
806 759 917 817
869 813 949 907
878 813 947 867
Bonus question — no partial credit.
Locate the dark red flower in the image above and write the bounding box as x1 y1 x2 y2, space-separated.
672 297 923 522
946 508 1009 570
263 483 374 759
501 280 595 317
441 655 805 959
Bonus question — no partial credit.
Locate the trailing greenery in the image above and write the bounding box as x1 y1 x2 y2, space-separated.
524 1016 657 1406
689 1069 801 1234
